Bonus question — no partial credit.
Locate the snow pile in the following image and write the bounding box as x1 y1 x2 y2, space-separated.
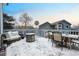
6 36 56 56
6 36 79 56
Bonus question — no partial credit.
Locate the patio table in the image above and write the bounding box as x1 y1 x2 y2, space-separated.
62 34 79 49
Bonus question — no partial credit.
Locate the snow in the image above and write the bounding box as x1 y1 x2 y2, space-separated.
4 31 20 40
62 34 79 39
26 33 35 35
72 40 79 43
6 36 79 56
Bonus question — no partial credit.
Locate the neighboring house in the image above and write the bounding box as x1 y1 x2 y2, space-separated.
39 22 52 30
39 20 71 30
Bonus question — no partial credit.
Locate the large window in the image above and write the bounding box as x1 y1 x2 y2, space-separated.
58 24 62 29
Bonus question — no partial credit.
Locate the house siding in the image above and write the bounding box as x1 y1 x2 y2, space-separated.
54 21 71 30
39 20 71 30
62 22 71 30
39 23 52 30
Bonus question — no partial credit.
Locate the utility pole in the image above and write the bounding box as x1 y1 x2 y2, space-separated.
0 3 8 34
0 3 8 48
0 3 3 48
0 3 3 34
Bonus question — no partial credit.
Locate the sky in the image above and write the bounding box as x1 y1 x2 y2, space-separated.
3 3 79 26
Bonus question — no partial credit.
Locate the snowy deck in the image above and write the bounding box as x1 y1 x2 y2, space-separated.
6 36 79 56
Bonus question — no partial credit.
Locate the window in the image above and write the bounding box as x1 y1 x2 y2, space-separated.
58 24 62 29
66 26 69 28
59 25 61 27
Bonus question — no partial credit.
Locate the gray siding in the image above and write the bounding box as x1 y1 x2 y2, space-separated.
39 23 52 29
39 20 71 30
55 22 71 30
62 22 71 30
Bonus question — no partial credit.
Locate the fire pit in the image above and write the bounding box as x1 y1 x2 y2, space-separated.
26 33 35 42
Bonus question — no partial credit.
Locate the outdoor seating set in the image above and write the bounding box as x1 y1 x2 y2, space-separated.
47 32 79 49
1 30 79 51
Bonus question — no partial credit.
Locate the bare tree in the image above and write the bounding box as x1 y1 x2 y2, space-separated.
19 13 32 28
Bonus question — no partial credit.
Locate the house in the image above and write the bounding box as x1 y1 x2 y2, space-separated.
39 20 71 30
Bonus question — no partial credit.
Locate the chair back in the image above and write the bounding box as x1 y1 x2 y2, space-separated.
54 33 62 42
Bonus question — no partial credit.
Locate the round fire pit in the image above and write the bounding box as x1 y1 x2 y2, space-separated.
26 33 35 42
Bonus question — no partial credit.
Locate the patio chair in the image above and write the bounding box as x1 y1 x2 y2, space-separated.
45 32 52 39
53 33 63 47
54 33 62 42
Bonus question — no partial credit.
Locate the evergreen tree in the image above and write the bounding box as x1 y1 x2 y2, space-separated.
3 13 15 29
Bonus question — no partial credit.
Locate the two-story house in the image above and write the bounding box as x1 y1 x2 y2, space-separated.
39 20 71 30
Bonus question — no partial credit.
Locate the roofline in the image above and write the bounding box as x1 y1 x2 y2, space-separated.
51 20 71 25
39 22 51 27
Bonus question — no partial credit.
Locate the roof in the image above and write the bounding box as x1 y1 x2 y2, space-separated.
39 22 51 27
51 20 71 25
39 20 71 27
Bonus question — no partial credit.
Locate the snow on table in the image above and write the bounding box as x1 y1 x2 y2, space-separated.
6 36 79 56
62 34 79 39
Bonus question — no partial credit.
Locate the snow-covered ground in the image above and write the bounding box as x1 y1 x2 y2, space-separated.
6 36 79 56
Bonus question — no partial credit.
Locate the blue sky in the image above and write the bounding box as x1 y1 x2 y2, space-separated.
3 3 79 16
3 3 79 26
